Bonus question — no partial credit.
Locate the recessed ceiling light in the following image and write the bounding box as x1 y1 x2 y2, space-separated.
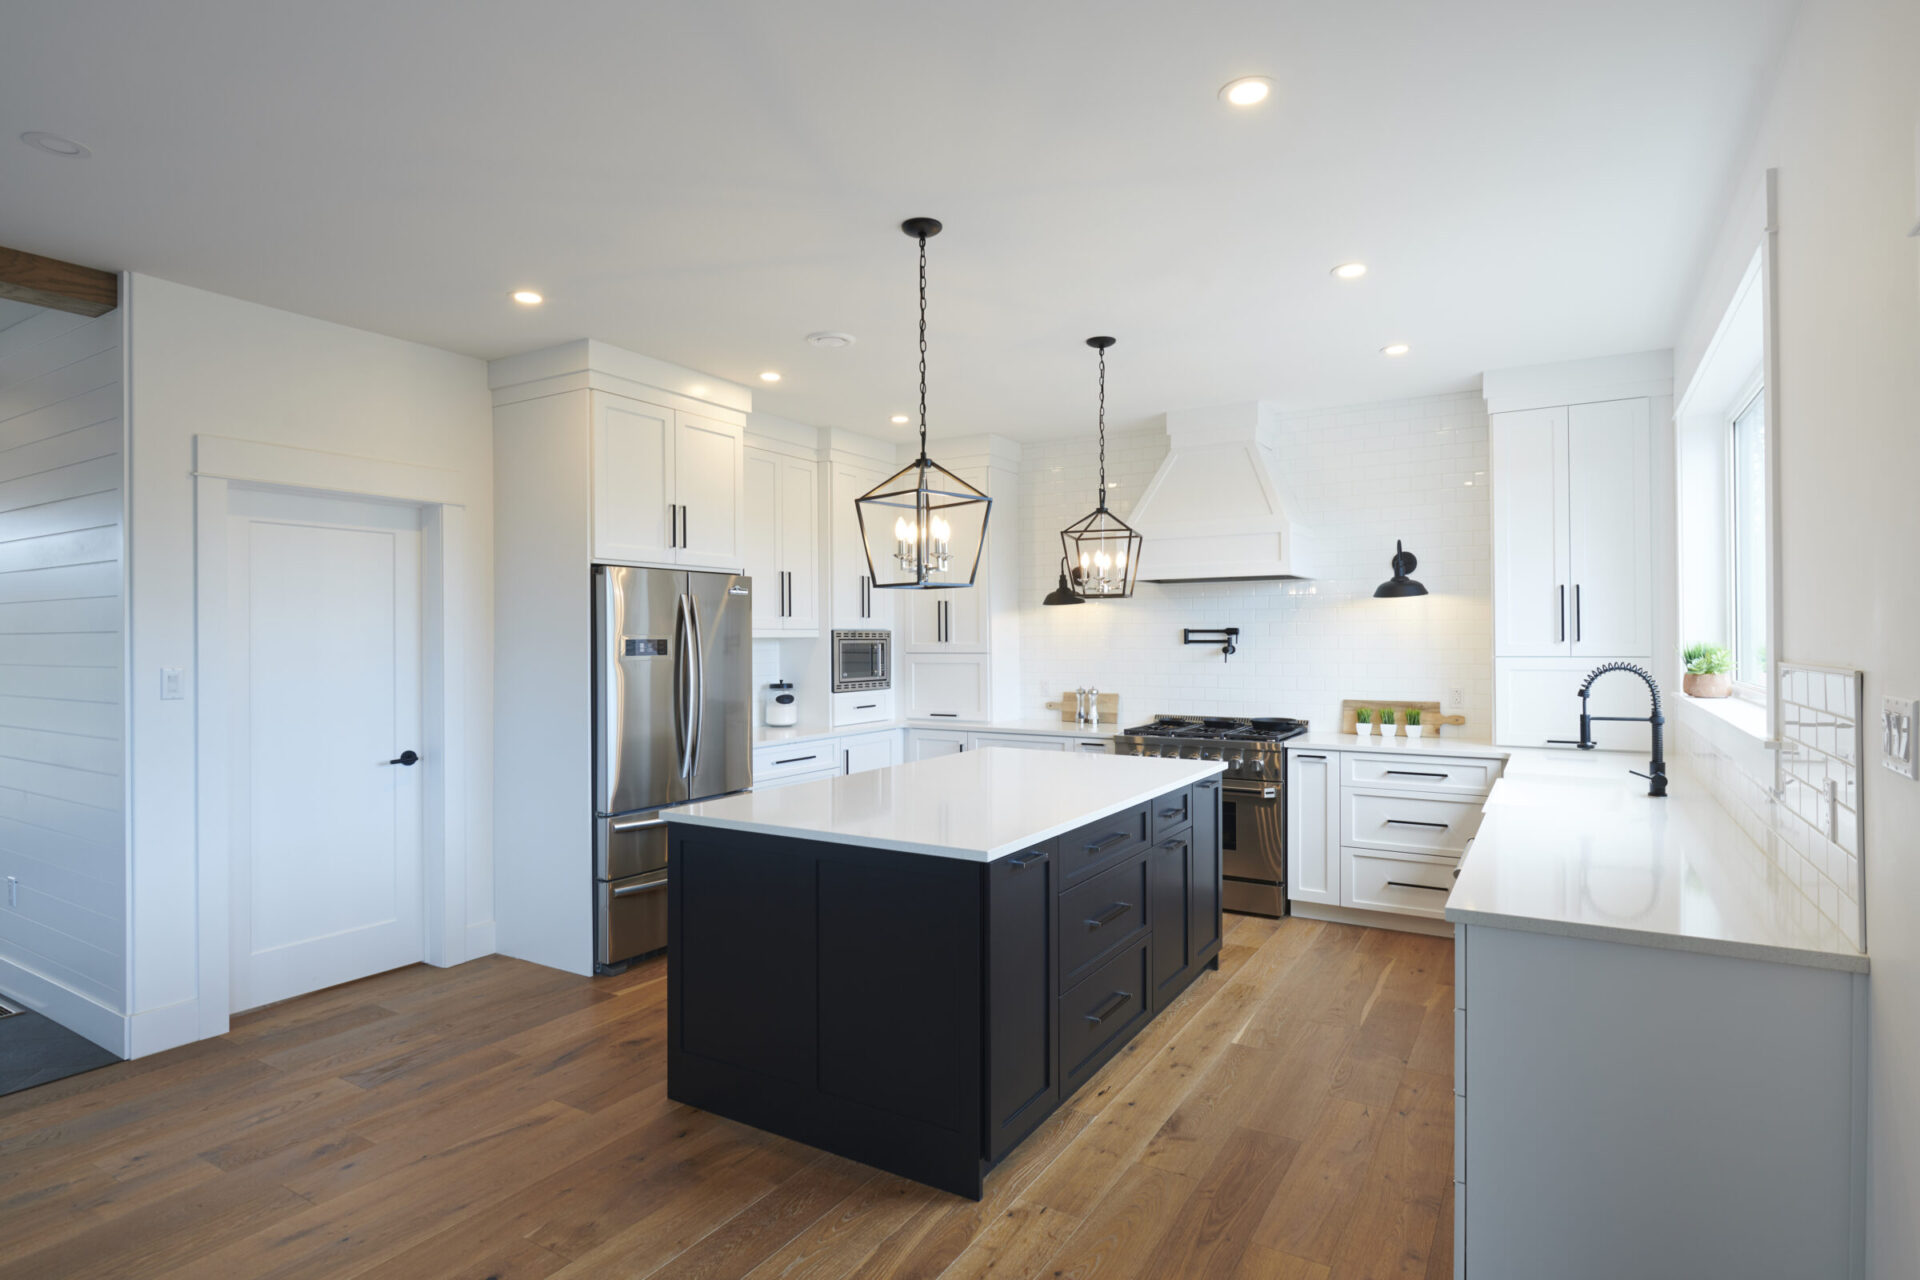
759 371 781 383
806 331 856 348
1219 77 1273 107
1381 343 1411 357
510 290 543 306
890 414 910 424
1331 262 1367 280
20 131 90 158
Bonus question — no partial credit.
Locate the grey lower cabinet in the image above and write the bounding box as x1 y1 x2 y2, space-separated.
667 780 1223 1199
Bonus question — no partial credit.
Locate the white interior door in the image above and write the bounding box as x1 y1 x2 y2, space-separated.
228 487 425 1012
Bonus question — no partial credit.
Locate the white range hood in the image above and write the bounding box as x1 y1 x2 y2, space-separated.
1128 402 1315 582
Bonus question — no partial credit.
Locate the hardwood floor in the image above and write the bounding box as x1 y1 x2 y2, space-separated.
0 915 1455 1279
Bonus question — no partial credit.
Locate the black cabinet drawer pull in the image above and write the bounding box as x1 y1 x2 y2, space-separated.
1385 818 1450 829
774 754 818 766
1386 770 1449 779
1009 849 1047 868
1084 902 1131 930
856 703 877 710
929 712 958 718
1083 831 1129 855
1387 880 1450 892
1157 839 1186 852
1083 990 1132 1025
1157 804 1187 818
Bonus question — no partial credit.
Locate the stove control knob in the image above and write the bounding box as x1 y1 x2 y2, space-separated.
1248 756 1264 775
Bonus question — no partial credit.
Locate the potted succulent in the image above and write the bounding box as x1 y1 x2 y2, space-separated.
1683 643 1734 698
1353 706 1372 736
1377 707 1396 738
1405 707 1424 739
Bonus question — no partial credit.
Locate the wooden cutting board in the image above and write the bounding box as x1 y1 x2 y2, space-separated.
1339 699 1466 737
1043 692 1121 724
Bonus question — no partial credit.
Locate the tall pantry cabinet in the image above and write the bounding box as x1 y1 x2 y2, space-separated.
1485 354 1670 749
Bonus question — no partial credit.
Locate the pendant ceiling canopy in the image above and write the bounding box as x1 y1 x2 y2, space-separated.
857 217 992 590
1059 336 1143 600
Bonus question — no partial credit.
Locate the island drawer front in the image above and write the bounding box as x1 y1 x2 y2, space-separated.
1059 853 1150 988
1343 849 1455 918
1149 786 1194 843
1341 753 1501 796
1059 803 1151 884
1059 939 1152 1094
1340 789 1483 856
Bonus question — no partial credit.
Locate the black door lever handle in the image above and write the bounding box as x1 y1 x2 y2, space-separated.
384 750 420 766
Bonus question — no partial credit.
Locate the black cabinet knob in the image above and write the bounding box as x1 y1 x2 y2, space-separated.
385 750 420 766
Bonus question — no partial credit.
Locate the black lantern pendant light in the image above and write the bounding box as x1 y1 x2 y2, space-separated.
856 218 992 590
1059 336 1143 599
1373 540 1429 597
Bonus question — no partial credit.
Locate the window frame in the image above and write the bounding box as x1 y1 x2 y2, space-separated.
1724 377 1768 704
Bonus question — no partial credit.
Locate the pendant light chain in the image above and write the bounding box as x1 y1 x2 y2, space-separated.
1097 343 1107 509
917 233 929 460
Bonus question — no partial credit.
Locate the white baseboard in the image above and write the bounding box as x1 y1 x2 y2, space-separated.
0 954 129 1056
465 920 496 960
129 998 204 1058
1290 901 1455 939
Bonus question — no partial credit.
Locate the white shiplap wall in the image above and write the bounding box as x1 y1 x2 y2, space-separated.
0 300 126 1032
1018 391 1493 732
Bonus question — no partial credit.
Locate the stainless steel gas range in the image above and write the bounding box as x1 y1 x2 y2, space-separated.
1113 715 1308 918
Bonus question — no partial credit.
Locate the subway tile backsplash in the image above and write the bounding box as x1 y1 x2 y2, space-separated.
1018 391 1493 733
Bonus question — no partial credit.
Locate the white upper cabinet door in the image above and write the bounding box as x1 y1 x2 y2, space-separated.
591 394 675 566
829 463 891 630
903 654 989 720
1490 407 1572 656
1284 749 1339 906
673 411 744 570
1567 398 1652 656
778 455 820 632
742 447 783 633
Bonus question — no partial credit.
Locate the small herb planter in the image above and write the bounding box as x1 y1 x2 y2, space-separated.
1683 672 1732 698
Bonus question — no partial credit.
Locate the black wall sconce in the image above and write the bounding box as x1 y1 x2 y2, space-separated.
1373 540 1429 598
1184 627 1239 662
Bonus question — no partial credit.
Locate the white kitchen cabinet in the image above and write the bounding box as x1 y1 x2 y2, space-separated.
753 738 839 784
902 654 990 721
743 446 819 636
590 391 744 571
1490 397 1650 658
828 462 893 631
842 730 903 775
905 728 967 761
903 467 989 652
1073 738 1113 753
1494 656 1654 751
1285 748 1339 906
965 731 1067 752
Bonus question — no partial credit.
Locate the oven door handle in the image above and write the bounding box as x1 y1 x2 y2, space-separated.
1222 783 1279 801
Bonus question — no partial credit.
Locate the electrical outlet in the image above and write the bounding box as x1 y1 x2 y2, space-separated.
1883 696 1918 780
1447 687 1466 712
161 667 184 701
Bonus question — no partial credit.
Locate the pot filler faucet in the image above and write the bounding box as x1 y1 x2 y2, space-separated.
1550 662 1668 797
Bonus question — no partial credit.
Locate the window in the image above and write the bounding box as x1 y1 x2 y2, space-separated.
1729 387 1768 694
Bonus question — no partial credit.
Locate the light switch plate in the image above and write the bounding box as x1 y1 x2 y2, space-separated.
1883 695 1918 780
161 667 184 701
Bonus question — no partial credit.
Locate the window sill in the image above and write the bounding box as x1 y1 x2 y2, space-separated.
1676 690 1775 746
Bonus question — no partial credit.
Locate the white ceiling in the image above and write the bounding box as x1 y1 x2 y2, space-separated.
0 1 1795 441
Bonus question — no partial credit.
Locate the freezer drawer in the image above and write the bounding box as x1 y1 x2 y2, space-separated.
597 811 671 881
598 870 668 965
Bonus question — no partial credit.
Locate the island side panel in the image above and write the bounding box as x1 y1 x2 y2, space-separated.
667 824 988 1198
985 839 1059 1162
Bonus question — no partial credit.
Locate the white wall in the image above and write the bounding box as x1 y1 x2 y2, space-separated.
124 274 494 1053
1668 3 1920 1274
0 300 127 1052
1019 391 1491 732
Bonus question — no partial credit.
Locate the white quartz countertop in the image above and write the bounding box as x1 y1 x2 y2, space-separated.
1446 749 1868 973
1286 731 1513 759
673 749 1224 861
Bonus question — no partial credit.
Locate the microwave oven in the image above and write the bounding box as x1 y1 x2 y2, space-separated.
831 629 891 692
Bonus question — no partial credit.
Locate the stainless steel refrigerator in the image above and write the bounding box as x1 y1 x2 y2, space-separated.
593 565 752 967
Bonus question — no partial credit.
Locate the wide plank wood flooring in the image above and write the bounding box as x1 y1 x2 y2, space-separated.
0 915 1454 1279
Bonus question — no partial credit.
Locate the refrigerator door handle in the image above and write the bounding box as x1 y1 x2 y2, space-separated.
687 589 707 776
673 593 692 779
600 572 624 813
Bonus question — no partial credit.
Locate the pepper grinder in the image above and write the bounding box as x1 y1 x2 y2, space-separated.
1074 687 1089 724
1086 687 1101 728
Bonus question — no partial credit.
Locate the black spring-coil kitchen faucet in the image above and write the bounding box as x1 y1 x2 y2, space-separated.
1550 662 1668 797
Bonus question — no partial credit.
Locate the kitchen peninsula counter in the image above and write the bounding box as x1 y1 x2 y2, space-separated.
666 751 1226 1197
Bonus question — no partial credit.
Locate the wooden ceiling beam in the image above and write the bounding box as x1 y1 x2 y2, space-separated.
0 245 118 317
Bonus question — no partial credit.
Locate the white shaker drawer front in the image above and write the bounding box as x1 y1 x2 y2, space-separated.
1342 849 1456 918
753 739 841 782
1341 789 1483 856
1341 753 1502 796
